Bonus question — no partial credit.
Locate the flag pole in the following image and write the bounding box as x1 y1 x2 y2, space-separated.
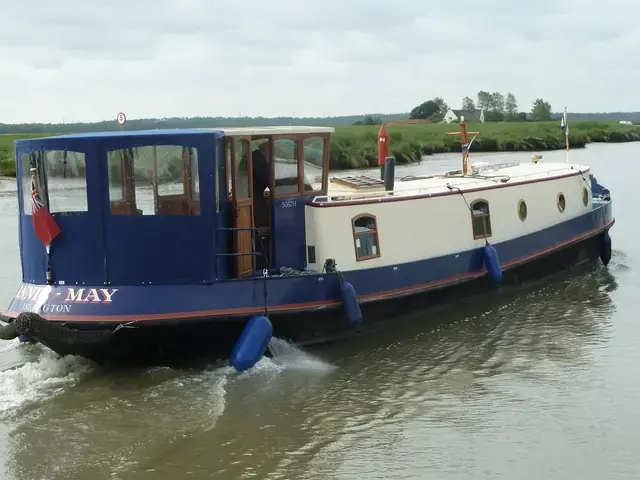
564 107 569 164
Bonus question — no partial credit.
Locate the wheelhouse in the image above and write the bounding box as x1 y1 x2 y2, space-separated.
14 127 333 288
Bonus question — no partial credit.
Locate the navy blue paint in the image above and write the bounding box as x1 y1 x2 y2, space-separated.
7 200 613 319
483 244 503 283
14 130 225 287
15 140 106 285
340 279 362 325
271 197 309 270
49 140 105 285
101 134 218 285
591 176 611 198
230 314 273 371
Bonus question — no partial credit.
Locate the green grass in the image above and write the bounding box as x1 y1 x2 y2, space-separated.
328 120 640 169
1 121 639 176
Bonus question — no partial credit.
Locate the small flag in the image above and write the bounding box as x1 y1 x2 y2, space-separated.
560 110 569 136
30 168 61 247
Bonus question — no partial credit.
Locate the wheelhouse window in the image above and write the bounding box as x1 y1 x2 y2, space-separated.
273 138 300 195
471 199 492 238
21 150 88 216
268 135 328 198
301 137 326 192
107 145 200 215
352 214 380 261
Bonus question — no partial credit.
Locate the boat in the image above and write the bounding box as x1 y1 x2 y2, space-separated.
0 118 614 370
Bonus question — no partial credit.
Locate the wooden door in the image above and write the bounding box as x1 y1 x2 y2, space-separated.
228 137 254 278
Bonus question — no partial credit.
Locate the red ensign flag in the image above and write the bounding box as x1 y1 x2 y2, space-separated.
30 168 60 247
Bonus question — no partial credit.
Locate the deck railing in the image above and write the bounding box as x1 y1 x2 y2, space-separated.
215 226 270 276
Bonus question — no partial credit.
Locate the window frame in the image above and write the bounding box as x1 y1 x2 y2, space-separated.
351 213 381 261
270 133 330 199
517 199 527 222
21 149 89 216
470 199 492 239
557 192 566 213
106 144 201 216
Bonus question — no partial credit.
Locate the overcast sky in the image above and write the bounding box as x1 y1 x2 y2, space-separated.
1 0 637 123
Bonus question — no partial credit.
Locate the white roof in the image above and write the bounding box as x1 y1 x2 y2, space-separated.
203 126 334 136
321 162 591 203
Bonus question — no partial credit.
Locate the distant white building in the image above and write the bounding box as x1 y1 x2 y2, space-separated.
442 109 485 123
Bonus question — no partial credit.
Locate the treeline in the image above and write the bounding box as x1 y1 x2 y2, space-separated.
0 114 409 134
2 109 640 135
406 92 553 123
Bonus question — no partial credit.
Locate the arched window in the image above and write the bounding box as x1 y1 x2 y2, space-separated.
470 199 492 239
352 214 380 261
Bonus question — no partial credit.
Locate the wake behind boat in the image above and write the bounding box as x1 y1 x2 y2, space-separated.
0 116 614 370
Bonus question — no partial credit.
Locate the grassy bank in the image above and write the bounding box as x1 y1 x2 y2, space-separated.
328 120 640 169
1 121 639 176
0 134 52 178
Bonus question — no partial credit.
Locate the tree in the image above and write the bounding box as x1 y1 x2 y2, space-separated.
477 91 492 111
409 99 440 120
489 92 505 116
432 97 449 122
462 96 475 110
505 92 518 119
531 98 552 121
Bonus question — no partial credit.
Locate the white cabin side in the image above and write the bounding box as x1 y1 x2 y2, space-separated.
304 171 592 272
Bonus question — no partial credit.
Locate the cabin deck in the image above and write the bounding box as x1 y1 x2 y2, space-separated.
320 162 589 203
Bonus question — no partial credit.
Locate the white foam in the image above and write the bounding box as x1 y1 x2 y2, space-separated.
0 350 93 419
267 338 336 373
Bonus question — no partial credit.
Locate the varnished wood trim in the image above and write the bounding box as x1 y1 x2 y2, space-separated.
351 213 381 261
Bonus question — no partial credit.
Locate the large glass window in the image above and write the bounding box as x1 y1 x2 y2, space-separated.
107 145 200 215
301 137 325 192
234 139 250 200
273 138 299 195
21 150 88 216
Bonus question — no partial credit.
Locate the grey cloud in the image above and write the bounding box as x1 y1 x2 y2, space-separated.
0 0 639 123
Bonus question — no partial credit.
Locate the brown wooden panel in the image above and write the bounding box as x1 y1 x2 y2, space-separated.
234 200 254 277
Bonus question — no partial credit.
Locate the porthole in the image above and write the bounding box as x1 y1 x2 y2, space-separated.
557 193 566 213
582 187 589 206
517 199 527 222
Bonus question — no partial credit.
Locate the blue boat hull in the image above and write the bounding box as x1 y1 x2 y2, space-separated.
2 202 614 365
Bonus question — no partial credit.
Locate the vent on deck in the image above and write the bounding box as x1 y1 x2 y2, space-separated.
307 245 316 264
330 175 384 189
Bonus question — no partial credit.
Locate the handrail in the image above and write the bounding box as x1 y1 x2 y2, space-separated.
216 226 271 275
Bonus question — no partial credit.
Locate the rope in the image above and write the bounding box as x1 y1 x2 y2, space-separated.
447 183 490 247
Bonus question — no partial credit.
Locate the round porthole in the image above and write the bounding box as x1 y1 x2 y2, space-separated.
582 187 589 206
518 199 527 221
557 193 566 212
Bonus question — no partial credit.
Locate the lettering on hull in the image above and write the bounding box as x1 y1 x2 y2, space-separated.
64 288 118 304
11 285 119 315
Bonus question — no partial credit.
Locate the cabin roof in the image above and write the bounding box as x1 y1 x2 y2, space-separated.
204 126 335 136
14 129 223 145
14 126 335 146
318 162 590 203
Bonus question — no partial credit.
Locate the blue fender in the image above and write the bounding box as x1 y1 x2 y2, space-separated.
340 279 362 326
230 315 273 372
600 230 612 266
483 244 503 284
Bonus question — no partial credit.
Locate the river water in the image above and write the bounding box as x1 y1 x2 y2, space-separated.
0 143 638 479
